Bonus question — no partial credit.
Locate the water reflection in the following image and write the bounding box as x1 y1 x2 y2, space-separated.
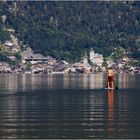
107 89 114 136
117 73 139 89
0 74 140 138
0 73 140 94
0 73 105 93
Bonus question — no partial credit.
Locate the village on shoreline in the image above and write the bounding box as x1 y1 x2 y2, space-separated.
0 29 140 75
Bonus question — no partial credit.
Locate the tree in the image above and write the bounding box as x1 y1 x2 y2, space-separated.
0 1 139 61
0 53 8 61
111 47 126 61
0 28 10 42
15 52 21 60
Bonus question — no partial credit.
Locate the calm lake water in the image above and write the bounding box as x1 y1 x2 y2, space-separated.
0 73 140 139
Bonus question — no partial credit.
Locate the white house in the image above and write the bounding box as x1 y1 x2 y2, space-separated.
89 48 103 67
9 56 16 61
12 48 18 53
93 53 104 67
5 41 13 47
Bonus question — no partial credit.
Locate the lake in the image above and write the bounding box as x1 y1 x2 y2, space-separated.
0 73 140 139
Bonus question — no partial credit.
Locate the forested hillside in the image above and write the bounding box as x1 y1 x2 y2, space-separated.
0 1 139 62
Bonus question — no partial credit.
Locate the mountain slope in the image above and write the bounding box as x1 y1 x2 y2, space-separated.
0 1 140 61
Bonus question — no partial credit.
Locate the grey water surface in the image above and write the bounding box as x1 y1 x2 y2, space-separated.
0 73 140 139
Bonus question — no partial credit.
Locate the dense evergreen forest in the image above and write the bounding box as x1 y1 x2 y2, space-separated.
0 1 140 62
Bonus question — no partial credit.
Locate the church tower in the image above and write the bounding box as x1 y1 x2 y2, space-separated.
89 48 94 63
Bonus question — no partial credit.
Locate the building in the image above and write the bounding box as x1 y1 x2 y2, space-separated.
5 41 13 47
81 51 88 64
89 48 104 67
22 47 56 64
89 48 95 62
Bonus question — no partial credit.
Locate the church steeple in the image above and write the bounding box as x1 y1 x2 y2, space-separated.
85 50 87 58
